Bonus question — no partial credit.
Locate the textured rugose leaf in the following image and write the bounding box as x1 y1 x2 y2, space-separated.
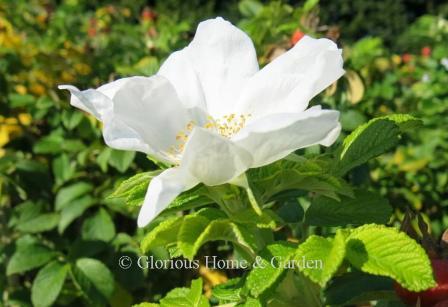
212 277 245 302
249 156 352 202
126 184 148 207
160 278 210 307
379 114 422 131
305 190 392 226
31 261 69 307
324 271 395 306
72 258 115 305
335 114 421 175
7 243 57 275
140 216 183 253
164 189 213 215
243 297 263 307
246 242 297 297
336 119 399 175
345 224 435 291
178 215 259 260
81 208 116 242
295 230 346 287
110 172 156 199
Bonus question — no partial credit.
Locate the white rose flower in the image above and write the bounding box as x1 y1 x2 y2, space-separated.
59 17 345 227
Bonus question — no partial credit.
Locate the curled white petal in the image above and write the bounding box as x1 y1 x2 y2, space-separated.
60 76 207 163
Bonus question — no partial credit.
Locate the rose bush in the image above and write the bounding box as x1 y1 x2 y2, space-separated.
1 1 447 306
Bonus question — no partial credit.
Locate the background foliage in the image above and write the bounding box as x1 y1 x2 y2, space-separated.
1 0 448 306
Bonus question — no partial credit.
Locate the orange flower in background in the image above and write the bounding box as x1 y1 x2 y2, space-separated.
141 7 156 22
88 18 97 37
290 29 305 45
421 46 431 57
402 53 412 64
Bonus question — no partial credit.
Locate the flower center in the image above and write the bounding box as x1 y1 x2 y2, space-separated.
167 113 251 161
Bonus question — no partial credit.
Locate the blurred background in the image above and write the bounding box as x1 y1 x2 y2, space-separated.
1 0 448 306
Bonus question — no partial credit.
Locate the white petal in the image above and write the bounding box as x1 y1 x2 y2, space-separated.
60 76 203 162
137 168 199 227
186 17 259 117
59 83 151 154
180 127 252 186
109 76 197 158
232 106 341 167
235 36 344 119
158 50 206 110
101 116 152 154
58 85 111 121
58 78 135 121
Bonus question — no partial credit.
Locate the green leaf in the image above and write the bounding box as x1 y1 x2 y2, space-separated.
335 115 421 175
58 195 95 233
379 114 422 131
10 201 42 227
72 258 115 305
230 208 278 229
212 277 245 302
276 199 304 223
111 172 156 199
340 110 367 131
164 187 213 214
242 297 263 307
249 156 353 202
31 261 69 307
7 243 57 275
55 182 93 210
283 272 322 307
178 216 260 260
303 0 319 12
8 93 35 107
52 154 75 185
16 213 59 233
33 135 64 154
126 184 148 207
110 283 133 307
160 278 209 307
246 242 297 297
110 172 161 207
345 224 435 291
336 119 399 175
81 208 116 242
238 0 263 17
324 271 395 306
305 190 392 226
62 110 84 130
141 216 183 253
97 147 112 172
108 149 135 173
295 230 346 287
